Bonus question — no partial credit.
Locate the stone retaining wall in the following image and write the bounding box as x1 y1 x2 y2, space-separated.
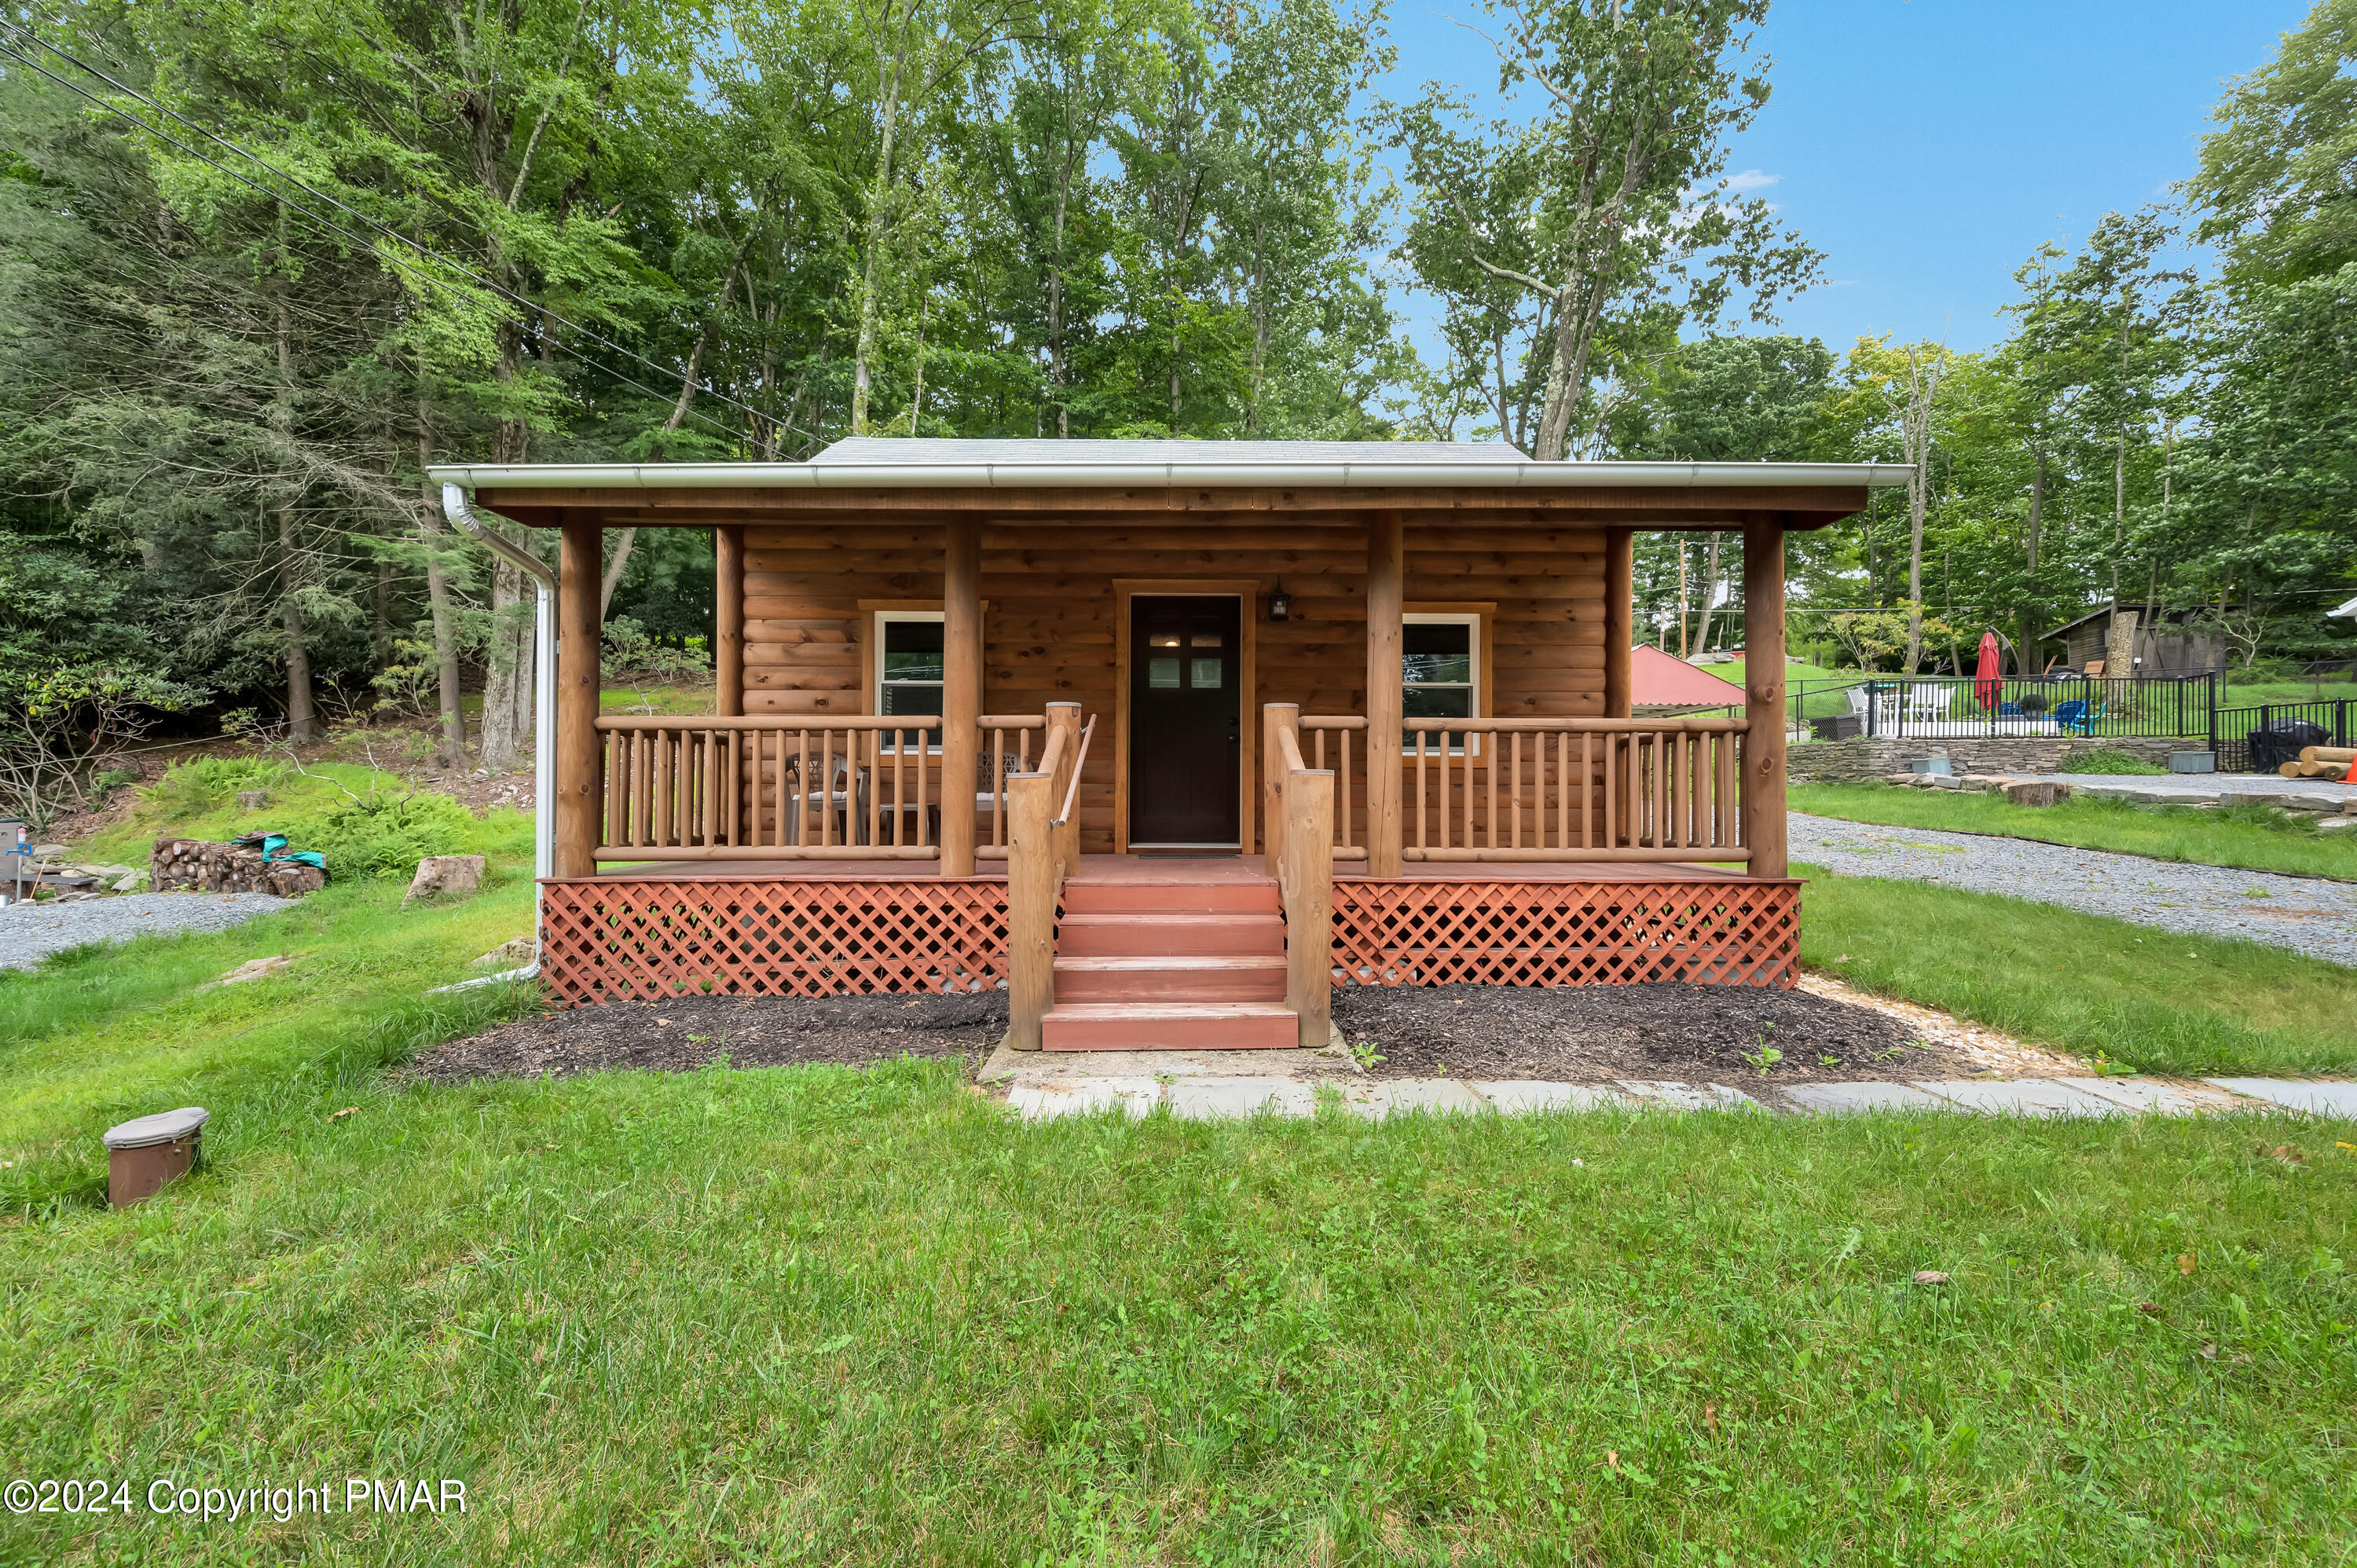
1786 735 2191 784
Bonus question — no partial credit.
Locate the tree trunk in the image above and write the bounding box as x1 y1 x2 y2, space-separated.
1693 534 1722 654
417 411 468 764
2018 447 2046 674
600 529 637 619
280 507 318 743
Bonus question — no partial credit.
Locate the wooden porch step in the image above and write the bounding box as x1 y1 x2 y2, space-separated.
1056 911 1285 958
1052 954 1288 1002
1042 1002 1299 1051
1061 880 1280 916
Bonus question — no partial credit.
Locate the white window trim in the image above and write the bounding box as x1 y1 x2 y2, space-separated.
1404 610 1482 756
873 609 945 754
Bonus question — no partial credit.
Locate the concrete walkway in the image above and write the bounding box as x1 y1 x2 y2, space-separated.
984 1049 2357 1122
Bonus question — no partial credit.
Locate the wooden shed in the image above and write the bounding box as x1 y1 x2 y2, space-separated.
431 438 1902 1050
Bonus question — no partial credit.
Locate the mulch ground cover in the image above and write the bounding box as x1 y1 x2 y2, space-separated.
412 991 1006 1083
418 982 1969 1088
1332 982 1967 1084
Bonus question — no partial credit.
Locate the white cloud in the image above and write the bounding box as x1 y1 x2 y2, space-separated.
1725 169 1780 192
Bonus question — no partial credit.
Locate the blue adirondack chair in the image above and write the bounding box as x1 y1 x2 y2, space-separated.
2051 699 2104 735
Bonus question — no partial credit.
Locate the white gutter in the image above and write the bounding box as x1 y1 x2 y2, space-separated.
425 459 1916 492
434 482 556 990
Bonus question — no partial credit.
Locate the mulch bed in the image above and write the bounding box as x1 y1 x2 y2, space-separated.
411 991 1006 1083
1332 982 1966 1084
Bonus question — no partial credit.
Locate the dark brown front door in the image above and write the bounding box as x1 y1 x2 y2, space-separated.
1129 595 1242 845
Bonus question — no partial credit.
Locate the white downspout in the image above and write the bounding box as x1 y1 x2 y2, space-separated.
437 481 558 988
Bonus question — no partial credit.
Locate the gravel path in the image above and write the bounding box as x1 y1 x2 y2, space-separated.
0 892 299 973
1791 811 2357 967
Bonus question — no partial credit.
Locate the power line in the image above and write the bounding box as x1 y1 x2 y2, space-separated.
0 19 825 452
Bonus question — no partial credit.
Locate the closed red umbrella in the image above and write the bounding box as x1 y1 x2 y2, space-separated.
1974 630 2002 710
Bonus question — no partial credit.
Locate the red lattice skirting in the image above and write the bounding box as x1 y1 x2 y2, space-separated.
1329 878 1799 989
541 878 1010 1004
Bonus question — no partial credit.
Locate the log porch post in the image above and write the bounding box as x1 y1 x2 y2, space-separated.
1741 518 1788 878
940 515 982 877
1604 528 1633 720
1365 511 1404 877
555 521 603 879
714 525 744 717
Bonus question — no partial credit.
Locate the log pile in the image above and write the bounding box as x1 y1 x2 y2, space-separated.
2278 746 2357 779
149 837 327 897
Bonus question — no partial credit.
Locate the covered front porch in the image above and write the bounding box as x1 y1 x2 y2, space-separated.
431 438 1896 1045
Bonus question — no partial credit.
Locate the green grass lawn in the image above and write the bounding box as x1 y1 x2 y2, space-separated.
3 777 2354 1562
1791 781 2357 882
3 1049 2352 1564
1800 864 2357 1079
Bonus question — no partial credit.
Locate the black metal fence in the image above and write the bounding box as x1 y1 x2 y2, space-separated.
2215 700 2353 773
1789 673 2216 743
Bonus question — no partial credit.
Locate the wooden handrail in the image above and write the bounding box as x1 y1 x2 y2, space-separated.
1053 716 1096 828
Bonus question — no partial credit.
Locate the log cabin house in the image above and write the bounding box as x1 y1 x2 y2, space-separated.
431 439 1904 1050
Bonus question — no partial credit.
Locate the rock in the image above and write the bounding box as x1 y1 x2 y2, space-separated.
404 854 486 905
31 843 65 858
209 954 294 987
1912 1270 1951 1286
236 789 270 809
471 935 537 968
2282 793 2344 814
2003 782 2062 808
2319 818 2357 832
1882 772 1919 786
110 874 140 892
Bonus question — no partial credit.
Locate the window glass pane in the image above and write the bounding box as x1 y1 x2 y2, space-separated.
1189 630 1223 648
1149 658 1182 688
1149 634 1182 649
1403 623 1472 685
882 619 944 683
1190 658 1223 688
1403 687 1472 719
880 683 944 717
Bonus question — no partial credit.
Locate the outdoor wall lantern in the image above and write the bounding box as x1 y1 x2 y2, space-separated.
1266 584 1292 623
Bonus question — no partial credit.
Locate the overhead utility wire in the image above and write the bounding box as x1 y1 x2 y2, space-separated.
0 20 823 452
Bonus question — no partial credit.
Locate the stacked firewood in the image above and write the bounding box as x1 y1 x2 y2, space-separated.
2278 746 2357 779
149 837 327 897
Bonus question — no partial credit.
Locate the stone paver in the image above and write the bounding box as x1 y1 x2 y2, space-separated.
1335 1079 1489 1118
1168 1077 1318 1120
1006 1076 1160 1120
1616 1079 1759 1111
1790 810 2357 967
2058 1076 2242 1116
2205 1078 2357 1117
999 1064 2357 1123
1910 1079 2124 1117
1780 1081 1953 1116
1471 1081 1628 1114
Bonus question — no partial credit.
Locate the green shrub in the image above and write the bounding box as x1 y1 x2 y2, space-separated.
296 789 477 878
2067 746 2168 775
149 755 290 815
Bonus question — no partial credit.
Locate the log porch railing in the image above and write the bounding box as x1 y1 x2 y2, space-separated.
592 713 1049 863
1271 709 1752 866
1004 704 1092 1049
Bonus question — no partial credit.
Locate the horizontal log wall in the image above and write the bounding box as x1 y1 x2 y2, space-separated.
737 518 1607 853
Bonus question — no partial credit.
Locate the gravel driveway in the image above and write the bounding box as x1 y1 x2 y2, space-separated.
0 892 299 973
1791 811 2357 967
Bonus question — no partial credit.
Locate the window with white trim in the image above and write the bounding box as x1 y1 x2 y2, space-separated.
1404 611 1480 753
874 610 944 750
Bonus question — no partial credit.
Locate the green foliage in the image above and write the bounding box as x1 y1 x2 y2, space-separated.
148 756 292 817
298 788 478 878
2069 747 2170 775
601 615 714 682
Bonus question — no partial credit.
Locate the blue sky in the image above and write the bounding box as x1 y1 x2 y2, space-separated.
1373 0 2311 357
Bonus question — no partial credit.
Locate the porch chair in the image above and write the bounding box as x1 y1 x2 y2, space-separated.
2050 700 2103 736
940 745 1027 848
780 751 871 846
